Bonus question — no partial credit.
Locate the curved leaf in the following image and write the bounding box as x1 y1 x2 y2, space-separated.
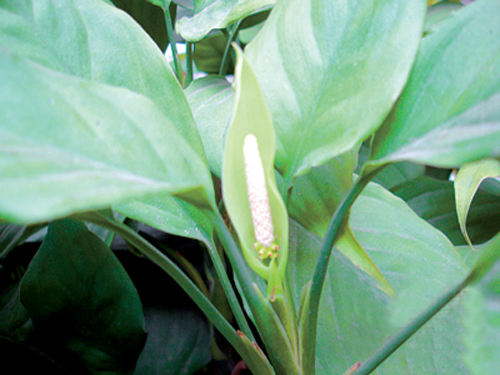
424 0 462 35
455 158 500 248
0 0 215 223
222 47 288 281
20 219 146 374
185 75 234 177
393 176 500 246
245 0 426 186
289 156 393 296
0 51 212 223
176 0 275 42
287 182 469 374
370 0 500 169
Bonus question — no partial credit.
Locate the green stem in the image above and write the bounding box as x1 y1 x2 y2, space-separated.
164 4 183 84
186 42 193 86
301 167 386 374
206 209 300 374
74 212 269 373
353 278 468 375
219 20 243 76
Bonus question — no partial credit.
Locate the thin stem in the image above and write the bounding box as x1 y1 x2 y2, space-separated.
186 42 193 86
73 212 272 372
204 210 262 309
353 278 468 374
219 20 243 76
207 210 301 374
301 166 386 374
164 4 183 84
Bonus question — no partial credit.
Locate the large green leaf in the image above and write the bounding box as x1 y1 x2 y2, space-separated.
185 75 234 177
0 0 196 139
136 308 211 375
287 182 469 374
116 194 215 247
370 0 500 169
0 0 215 223
455 158 500 247
289 155 393 296
19 219 146 374
176 0 275 42
393 176 500 246
244 0 426 187
463 279 500 375
0 50 212 223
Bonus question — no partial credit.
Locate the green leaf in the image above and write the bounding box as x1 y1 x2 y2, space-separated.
185 75 234 177
0 49 213 223
357 142 425 191
289 156 393 296
350 182 468 327
176 0 275 42
457 231 500 270
370 0 500 169
287 182 469 374
136 308 212 375
116 194 214 247
222 46 288 281
192 34 232 75
111 0 169 51
245 0 426 186
455 158 500 247
0 224 27 258
19 219 146 374
463 263 500 375
393 176 500 246
424 0 462 35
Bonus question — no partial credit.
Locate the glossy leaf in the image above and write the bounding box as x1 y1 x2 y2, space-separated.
185 75 234 177
0 0 215 223
287 181 469 374
370 0 500 169
222 47 288 281
176 0 275 42
0 50 212 223
244 0 426 187
116 194 214 247
455 158 500 247
19 219 146 374
393 177 500 246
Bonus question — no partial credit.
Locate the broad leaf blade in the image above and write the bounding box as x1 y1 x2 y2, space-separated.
394 176 500 246
370 0 500 168
463 261 500 375
0 51 211 223
176 0 275 42
455 158 500 247
245 0 426 186
19 219 146 374
185 76 234 178
287 182 469 374
289 157 393 296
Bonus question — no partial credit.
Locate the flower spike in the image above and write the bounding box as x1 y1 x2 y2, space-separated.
243 134 279 260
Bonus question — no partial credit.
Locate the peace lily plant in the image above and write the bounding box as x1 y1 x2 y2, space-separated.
1 0 500 374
